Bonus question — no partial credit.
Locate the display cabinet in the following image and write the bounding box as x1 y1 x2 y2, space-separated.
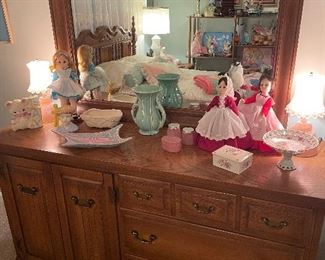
233 12 278 74
188 12 278 73
187 15 236 71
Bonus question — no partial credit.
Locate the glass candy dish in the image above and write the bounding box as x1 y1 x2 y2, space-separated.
263 129 319 171
52 124 132 148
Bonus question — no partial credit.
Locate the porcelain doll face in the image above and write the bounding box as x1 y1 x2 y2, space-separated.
260 78 271 95
217 80 228 96
55 54 69 70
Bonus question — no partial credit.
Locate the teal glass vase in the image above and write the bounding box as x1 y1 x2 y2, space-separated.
156 73 183 108
131 84 166 135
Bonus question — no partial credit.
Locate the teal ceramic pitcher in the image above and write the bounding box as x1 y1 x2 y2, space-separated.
131 84 166 135
156 73 183 108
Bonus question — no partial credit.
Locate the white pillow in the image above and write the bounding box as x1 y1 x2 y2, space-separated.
119 55 154 64
98 60 135 86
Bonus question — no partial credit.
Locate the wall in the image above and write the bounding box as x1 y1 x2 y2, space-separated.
288 0 325 139
297 2 325 259
0 0 55 129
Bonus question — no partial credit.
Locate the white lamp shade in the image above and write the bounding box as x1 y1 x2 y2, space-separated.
27 60 52 94
142 8 170 35
286 73 325 119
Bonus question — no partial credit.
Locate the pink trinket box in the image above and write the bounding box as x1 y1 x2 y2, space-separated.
161 135 182 153
212 145 253 174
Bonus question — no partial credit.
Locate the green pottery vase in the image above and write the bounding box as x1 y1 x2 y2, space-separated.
131 84 166 135
156 73 183 108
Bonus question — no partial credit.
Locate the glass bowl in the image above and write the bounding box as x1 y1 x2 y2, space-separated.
263 129 319 171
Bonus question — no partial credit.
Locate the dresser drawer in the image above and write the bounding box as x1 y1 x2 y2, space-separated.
175 185 236 230
239 197 313 246
120 209 304 260
117 175 171 216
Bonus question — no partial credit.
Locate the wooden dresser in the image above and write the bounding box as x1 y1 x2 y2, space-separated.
0 123 325 260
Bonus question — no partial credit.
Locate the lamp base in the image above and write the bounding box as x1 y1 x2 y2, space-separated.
151 35 161 57
39 93 54 124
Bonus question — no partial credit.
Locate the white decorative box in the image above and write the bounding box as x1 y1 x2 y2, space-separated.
212 145 253 174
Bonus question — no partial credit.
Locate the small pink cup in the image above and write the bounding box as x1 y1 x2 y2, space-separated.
161 135 182 153
182 127 195 145
167 123 181 138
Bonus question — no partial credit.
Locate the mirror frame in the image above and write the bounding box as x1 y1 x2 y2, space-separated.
48 0 304 125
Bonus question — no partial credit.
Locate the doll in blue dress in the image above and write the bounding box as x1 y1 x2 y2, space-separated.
77 44 109 101
49 50 85 114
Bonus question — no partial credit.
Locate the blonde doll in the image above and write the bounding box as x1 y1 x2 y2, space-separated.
77 44 109 100
49 50 85 114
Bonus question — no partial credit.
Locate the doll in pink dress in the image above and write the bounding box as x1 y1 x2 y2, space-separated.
238 73 284 152
195 76 252 152
191 31 208 57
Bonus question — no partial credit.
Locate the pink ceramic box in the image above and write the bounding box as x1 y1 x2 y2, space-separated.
161 135 182 153
212 145 253 174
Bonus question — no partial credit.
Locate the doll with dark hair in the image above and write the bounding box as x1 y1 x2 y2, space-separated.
238 71 283 152
196 76 252 152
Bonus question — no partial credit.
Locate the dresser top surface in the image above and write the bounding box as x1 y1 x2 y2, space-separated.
1 123 325 206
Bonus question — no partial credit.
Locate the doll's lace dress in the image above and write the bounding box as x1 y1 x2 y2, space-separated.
196 96 249 141
50 68 84 98
80 66 108 92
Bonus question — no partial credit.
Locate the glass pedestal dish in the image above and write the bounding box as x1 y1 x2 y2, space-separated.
263 129 319 171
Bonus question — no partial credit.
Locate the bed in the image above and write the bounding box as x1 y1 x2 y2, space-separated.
74 18 261 106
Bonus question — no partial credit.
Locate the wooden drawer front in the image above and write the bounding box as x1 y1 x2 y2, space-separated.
2 157 65 259
118 175 171 216
120 210 304 260
52 165 120 260
239 197 313 246
124 254 148 260
175 185 236 230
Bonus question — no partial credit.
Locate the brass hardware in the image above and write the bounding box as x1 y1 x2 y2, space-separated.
71 196 95 208
192 203 215 214
261 217 288 230
17 184 38 195
133 191 152 201
131 230 157 244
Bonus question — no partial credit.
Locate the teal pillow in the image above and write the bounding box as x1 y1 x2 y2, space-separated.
123 64 144 88
211 79 218 95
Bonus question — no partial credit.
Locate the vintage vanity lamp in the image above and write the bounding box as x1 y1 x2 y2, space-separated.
285 72 325 157
286 72 325 135
142 7 170 57
27 60 53 123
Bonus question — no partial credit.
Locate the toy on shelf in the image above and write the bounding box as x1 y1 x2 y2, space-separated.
251 22 276 46
77 44 109 101
195 76 252 152
191 31 208 57
48 50 85 115
228 62 244 93
5 96 42 131
238 71 284 152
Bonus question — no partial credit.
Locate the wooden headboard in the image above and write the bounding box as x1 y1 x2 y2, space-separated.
75 17 137 65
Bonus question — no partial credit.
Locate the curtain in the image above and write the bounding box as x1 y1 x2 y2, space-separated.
71 0 145 37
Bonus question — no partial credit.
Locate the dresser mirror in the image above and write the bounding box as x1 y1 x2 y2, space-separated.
48 0 304 125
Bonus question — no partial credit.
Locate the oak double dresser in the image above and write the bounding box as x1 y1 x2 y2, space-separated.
0 122 325 260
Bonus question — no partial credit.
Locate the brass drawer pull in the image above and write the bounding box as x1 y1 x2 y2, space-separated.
71 196 95 208
131 230 157 244
133 191 153 201
261 217 289 230
17 184 38 196
192 203 215 214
